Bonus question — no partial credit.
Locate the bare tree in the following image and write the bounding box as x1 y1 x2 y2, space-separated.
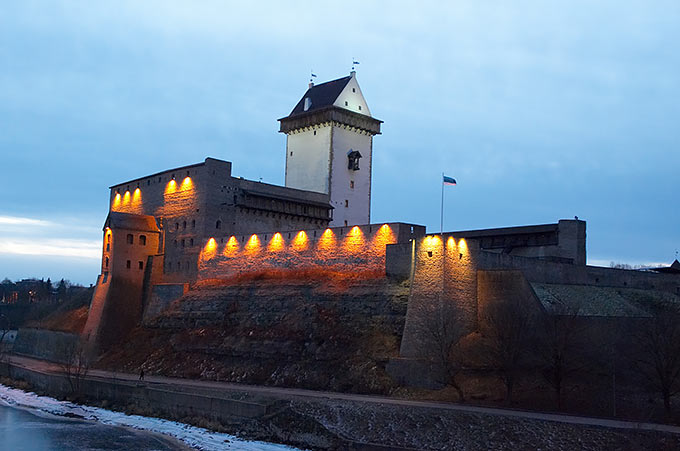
535 302 585 410
482 298 534 405
634 309 680 417
412 301 467 402
58 337 91 395
0 314 11 374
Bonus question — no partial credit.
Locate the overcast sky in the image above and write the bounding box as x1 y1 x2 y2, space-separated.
1 1 678 284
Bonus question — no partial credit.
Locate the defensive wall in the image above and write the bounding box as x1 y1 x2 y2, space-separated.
398 224 680 360
197 222 426 281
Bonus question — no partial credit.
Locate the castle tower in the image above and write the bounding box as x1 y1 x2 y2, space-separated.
279 72 382 227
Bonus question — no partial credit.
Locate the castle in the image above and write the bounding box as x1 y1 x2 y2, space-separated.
83 72 680 358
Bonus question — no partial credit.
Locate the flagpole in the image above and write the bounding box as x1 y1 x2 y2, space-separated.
440 172 444 235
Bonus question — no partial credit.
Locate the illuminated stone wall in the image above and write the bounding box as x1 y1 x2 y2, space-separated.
399 234 479 358
197 223 424 280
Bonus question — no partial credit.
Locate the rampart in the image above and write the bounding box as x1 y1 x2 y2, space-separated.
399 231 680 359
197 222 426 280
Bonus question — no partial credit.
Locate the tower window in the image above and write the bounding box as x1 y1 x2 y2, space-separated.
347 150 362 171
192 219 196 229
183 221 187 230
358 105 362 111
216 220 222 229
350 180 354 189
345 199 349 208
313 130 316 136
126 234 133 244
352 88 356 93
138 261 144 270
139 235 146 246
126 260 131 269
106 243 110 251
344 101 348 106
190 238 194 246
290 151 293 156
105 257 109 268
175 222 179 230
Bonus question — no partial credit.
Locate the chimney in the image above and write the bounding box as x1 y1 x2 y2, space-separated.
308 82 314 88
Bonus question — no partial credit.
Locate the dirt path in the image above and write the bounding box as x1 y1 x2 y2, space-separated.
9 353 680 436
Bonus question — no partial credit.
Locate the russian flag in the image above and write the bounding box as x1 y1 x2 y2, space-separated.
443 175 457 186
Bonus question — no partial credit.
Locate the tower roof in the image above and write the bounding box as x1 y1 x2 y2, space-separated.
279 73 382 135
288 76 352 117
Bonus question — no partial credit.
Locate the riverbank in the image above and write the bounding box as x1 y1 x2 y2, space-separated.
0 383 298 450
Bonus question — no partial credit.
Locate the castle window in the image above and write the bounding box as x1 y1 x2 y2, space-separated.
158 177 161 182
190 238 194 246
126 234 133 244
138 261 144 270
313 130 316 136
175 222 179 231
139 235 146 246
344 220 348 226
290 151 293 156
216 220 222 229
345 199 349 208
106 243 110 251
345 101 348 106
350 180 354 189
147 180 150 186
352 88 356 93
183 221 187 230
126 260 131 269
347 150 362 170
105 257 109 268
192 219 196 229
358 105 362 111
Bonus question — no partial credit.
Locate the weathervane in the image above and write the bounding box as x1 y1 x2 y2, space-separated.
351 59 360 71
310 70 317 83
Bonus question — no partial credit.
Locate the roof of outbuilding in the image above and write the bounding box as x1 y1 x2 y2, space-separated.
105 211 159 232
287 76 352 117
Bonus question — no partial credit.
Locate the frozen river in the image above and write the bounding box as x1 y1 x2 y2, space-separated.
1 403 185 450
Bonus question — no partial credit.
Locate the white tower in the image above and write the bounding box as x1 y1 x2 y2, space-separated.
279 72 382 227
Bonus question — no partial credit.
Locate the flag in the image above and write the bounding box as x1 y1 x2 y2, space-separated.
311 73 317 78
443 175 457 186
353 60 360 65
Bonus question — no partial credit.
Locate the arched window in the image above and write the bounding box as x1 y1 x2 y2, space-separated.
216 220 221 229
139 235 146 246
126 234 133 244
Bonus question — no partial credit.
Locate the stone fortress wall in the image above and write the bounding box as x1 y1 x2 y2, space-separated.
398 222 680 360
197 222 426 281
